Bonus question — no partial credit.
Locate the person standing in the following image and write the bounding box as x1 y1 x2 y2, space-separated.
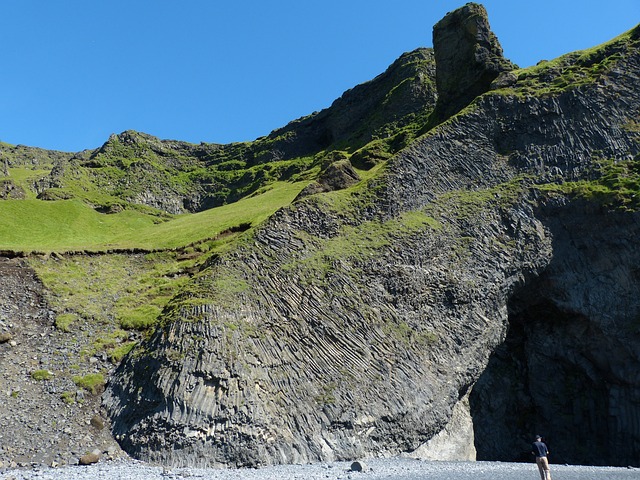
531 435 552 480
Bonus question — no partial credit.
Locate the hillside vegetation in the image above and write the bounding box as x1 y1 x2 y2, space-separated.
102 14 640 467
0 41 439 395
1 23 637 340
1 2 639 467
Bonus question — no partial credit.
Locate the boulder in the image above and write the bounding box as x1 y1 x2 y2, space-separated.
90 415 105 430
78 452 99 465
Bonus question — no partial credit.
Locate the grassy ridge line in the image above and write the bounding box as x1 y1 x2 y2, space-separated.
0 180 307 252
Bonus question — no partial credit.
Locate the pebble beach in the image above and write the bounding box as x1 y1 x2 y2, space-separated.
1 458 638 480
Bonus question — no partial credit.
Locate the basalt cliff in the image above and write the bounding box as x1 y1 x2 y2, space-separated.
104 4 640 468
2 2 640 470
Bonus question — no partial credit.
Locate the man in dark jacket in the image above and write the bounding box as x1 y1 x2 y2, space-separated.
531 435 552 480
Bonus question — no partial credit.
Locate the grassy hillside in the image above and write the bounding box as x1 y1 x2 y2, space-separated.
0 47 438 220
0 180 307 253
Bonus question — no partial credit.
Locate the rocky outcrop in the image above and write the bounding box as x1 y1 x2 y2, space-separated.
0 179 26 199
25 46 437 215
405 392 476 461
103 7 640 469
265 47 438 158
105 188 551 467
0 143 72 168
432 3 515 122
295 160 361 199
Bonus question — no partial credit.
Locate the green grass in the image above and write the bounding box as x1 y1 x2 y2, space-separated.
31 369 54 381
32 251 194 341
281 208 441 284
61 391 76 404
72 373 105 395
490 26 637 99
108 341 137 363
27 129 317 212
3 167 51 199
55 313 77 332
0 180 307 252
118 304 162 330
31 252 192 366
537 157 640 210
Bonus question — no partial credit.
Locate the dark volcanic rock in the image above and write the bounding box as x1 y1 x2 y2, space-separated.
103 9 640 471
433 2 515 121
263 48 437 159
0 179 26 199
106 197 549 467
471 200 640 467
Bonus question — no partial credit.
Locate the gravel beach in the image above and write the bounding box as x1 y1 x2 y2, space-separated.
1 458 638 480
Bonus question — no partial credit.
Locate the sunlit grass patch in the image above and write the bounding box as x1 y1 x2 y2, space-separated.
0 180 307 253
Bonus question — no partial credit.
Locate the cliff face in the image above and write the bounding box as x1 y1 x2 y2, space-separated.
105 189 550 467
471 200 640 466
104 4 640 468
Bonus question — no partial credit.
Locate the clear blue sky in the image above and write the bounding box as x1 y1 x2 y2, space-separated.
1 1 638 152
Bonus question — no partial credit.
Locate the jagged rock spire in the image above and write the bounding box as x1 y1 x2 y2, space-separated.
433 2 515 121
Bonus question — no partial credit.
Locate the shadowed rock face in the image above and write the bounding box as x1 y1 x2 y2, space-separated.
471 201 640 467
104 4 640 469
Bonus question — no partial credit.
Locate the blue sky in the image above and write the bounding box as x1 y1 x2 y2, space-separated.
1 1 638 152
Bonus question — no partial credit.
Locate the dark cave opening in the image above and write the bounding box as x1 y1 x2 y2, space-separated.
469 295 639 467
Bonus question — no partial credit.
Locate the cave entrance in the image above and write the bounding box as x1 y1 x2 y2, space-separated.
468 202 640 467
469 292 635 467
